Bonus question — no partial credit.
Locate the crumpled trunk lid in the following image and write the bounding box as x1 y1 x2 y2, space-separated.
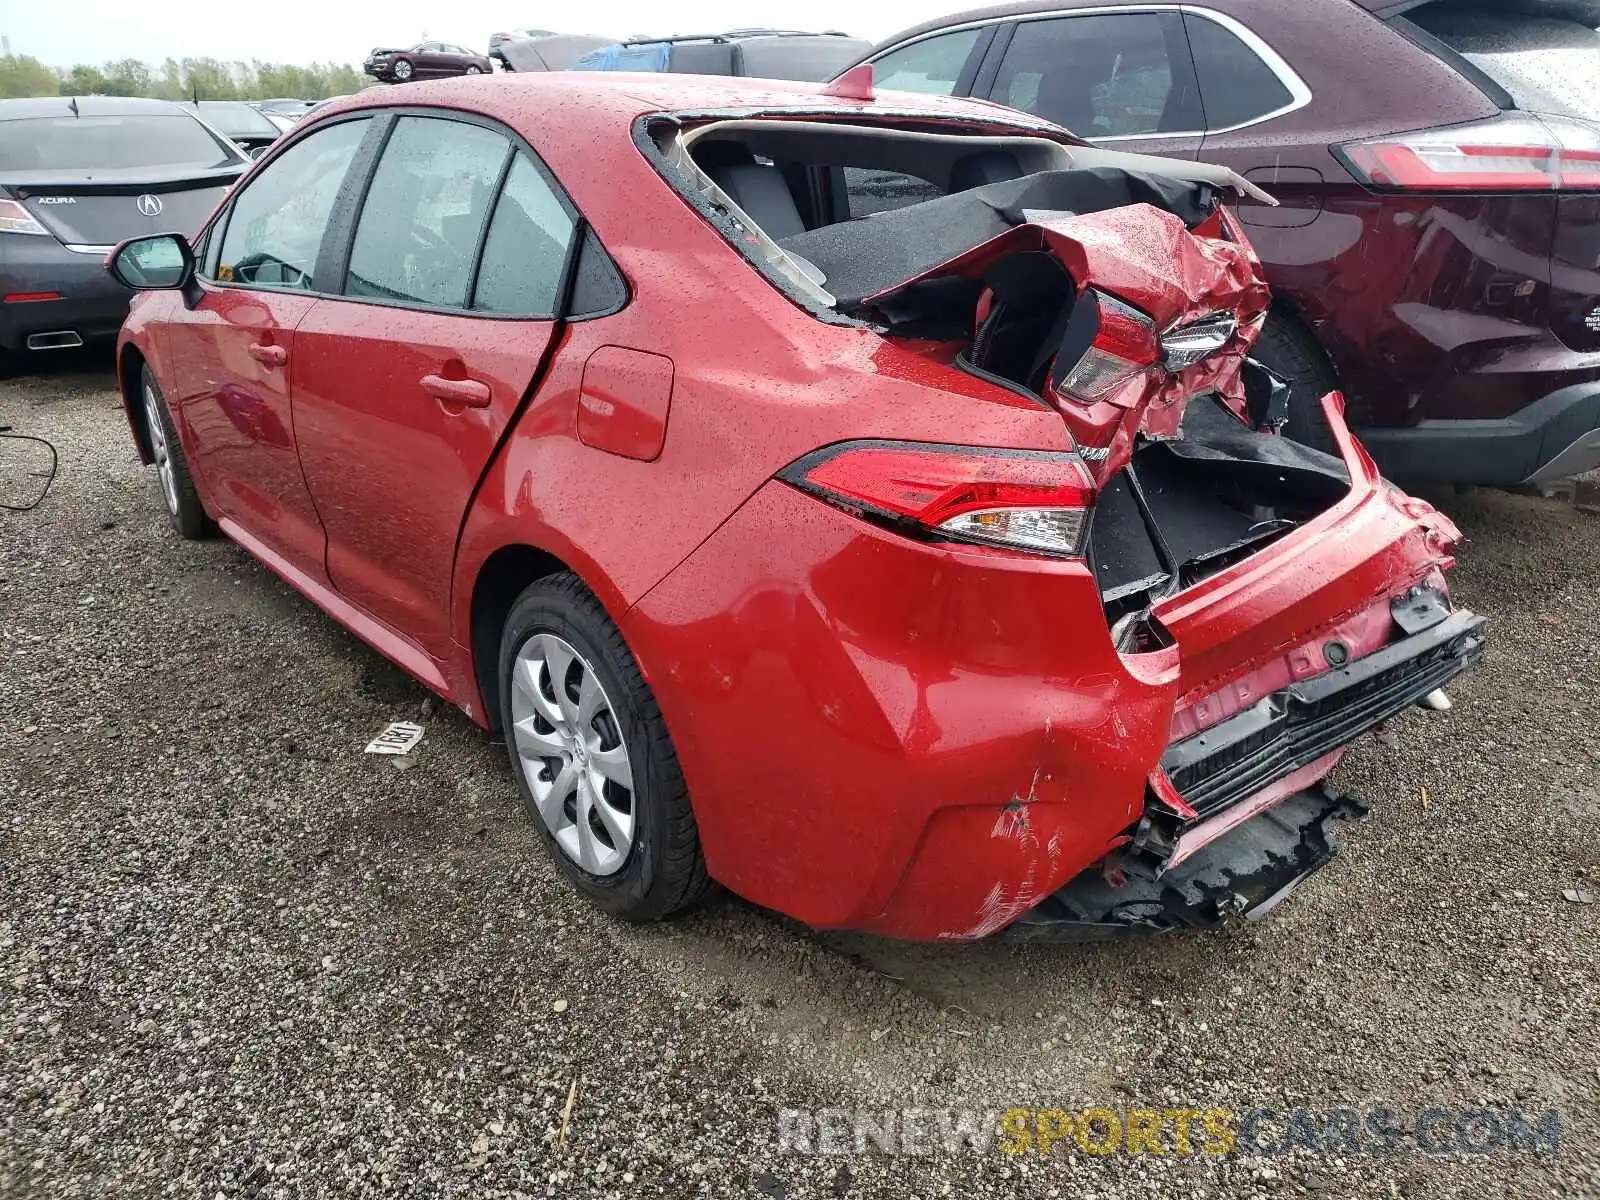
853 197 1271 482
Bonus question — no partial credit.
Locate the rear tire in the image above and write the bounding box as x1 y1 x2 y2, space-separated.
1250 314 1340 453
466 65 482 74
498 572 712 922
140 366 213 540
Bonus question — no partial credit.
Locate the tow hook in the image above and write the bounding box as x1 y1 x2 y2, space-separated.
1417 688 1453 712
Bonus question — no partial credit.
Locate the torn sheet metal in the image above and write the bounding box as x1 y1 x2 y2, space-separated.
844 197 1270 480
1002 784 1369 939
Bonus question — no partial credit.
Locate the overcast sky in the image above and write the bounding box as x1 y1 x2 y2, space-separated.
0 0 948 66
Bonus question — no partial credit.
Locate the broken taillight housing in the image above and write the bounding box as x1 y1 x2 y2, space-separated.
780 440 1096 557
1337 114 1600 192
1161 311 1239 370
1054 290 1160 403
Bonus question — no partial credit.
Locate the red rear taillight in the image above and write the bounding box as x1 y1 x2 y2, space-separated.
1055 290 1160 404
781 440 1095 557
1338 115 1600 192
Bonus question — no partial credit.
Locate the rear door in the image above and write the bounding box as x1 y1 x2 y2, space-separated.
291 113 579 658
978 12 1205 159
164 115 376 579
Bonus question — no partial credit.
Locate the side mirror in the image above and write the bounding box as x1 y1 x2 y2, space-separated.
108 233 195 293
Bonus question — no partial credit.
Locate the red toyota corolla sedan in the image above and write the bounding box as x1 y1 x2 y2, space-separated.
106 73 1483 940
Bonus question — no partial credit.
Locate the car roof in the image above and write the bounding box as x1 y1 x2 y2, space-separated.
0 95 192 121
317 69 1060 128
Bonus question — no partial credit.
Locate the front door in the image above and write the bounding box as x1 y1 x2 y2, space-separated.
291 115 578 658
164 115 375 579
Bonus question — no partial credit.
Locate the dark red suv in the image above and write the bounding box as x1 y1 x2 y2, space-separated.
852 0 1600 487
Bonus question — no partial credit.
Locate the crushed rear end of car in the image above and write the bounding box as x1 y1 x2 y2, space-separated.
631 103 1484 939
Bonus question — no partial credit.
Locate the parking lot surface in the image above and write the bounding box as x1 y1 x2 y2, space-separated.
2 355 1597 1198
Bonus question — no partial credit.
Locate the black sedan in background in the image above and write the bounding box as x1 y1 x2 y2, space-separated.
0 96 249 369
364 41 493 82
193 100 289 157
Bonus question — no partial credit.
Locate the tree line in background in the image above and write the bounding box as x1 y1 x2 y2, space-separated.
0 54 367 101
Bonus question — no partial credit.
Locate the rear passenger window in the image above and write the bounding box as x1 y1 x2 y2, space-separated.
473 154 576 316
871 29 984 96
345 116 509 308
991 14 1187 138
842 166 940 218
1184 14 1294 130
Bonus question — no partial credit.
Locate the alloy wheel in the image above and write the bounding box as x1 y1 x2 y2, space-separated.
143 383 178 516
394 60 413 80
510 633 635 876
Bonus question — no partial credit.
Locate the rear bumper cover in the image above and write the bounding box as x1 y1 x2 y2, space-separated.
627 404 1471 940
0 240 131 352
1359 382 1600 486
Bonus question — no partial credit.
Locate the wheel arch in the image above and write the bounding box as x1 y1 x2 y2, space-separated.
118 342 154 464
468 542 617 733
1261 297 1344 386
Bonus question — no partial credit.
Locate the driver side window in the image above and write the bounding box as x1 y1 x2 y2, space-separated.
214 117 370 290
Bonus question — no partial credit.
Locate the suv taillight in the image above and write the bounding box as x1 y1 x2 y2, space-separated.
1338 114 1600 192
0 198 49 236
780 440 1095 558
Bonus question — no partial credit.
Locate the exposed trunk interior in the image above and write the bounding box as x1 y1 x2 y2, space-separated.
1089 399 1351 642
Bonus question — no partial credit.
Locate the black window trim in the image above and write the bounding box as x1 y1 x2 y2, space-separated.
196 104 626 323
863 23 997 99
201 111 379 297
872 4 1311 140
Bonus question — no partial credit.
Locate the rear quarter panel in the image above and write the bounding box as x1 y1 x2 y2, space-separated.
450 99 1078 713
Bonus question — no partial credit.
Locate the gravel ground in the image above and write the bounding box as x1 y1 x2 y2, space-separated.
2 354 1597 1199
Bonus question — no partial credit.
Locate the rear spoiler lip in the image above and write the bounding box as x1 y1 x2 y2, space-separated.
2 167 246 196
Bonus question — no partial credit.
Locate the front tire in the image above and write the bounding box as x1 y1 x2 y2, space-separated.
392 59 414 81
140 367 213 540
465 65 482 74
498 572 711 921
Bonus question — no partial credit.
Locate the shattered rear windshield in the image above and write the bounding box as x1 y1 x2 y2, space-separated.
1408 6 1600 121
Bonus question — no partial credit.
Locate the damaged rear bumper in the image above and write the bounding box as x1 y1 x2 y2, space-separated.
1162 605 1484 823
1004 785 1369 939
1003 594 1483 940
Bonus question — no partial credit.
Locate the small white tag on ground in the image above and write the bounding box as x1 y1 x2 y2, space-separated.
365 721 424 755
